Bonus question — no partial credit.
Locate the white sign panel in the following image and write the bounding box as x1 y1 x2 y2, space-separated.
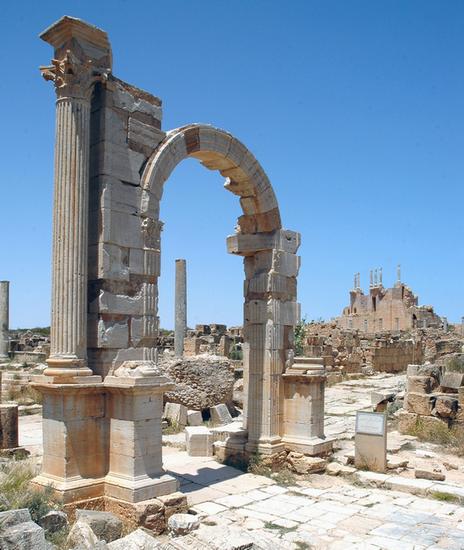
355 411 385 436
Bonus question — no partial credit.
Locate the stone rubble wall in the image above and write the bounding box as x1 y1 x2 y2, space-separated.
303 321 462 375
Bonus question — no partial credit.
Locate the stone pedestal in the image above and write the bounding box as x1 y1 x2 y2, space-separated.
0 281 9 359
281 358 334 456
104 362 178 502
0 403 18 449
31 380 107 503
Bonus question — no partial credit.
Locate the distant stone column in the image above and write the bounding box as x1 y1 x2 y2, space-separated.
174 259 187 357
0 281 9 359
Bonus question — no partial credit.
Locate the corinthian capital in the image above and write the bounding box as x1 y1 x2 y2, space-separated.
40 49 107 100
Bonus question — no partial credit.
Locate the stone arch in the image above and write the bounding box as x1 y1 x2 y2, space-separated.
140 123 301 455
140 124 281 233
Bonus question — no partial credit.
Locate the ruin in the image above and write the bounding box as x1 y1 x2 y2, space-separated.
337 267 442 332
30 15 322 521
174 259 187 357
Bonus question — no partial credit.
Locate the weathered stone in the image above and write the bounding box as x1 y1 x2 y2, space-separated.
66 520 107 549
441 372 464 391
415 468 446 481
233 379 244 408
405 392 436 415
0 281 9 359
286 452 327 474
0 403 19 449
210 404 233 426
168 513 200 536
39 510 69 533
164 403 188 428
187 410 203 426
160 355 234 410
185 426 213 457
76 509 123 542
0 520 47 550
408 375 435 394
107 528 161 549
158 492 188 520
434 395 458 418
326 462 355 476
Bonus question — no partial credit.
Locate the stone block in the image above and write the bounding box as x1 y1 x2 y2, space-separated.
76 509 123 542
187 410 203 426
0 404 18 449
39 511 68 534
97 319 129 348
107 528 161 549
100 208 144 249
91 140 146 186
90 289 144 316
88 243 130 281
128 117 165 156
434 395 458 418
164 402 188 428
286 452 327 474
227 229 300 256
210 404 233 425
90 175 142 216
112 81 162 122
167 513 200 536
415 468 445 481
0 514 46 550
90 105 128 148
441 372 464 391
408 376 435 394
185 426 213 457
405 392 436 415
66 520 105 549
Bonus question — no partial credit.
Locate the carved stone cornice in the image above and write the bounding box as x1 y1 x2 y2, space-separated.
40 49 109 101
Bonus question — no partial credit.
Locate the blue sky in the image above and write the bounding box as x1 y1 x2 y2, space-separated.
0 1 463 329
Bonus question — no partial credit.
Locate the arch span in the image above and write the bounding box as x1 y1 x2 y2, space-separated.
141 124 282 235
140 123 301 455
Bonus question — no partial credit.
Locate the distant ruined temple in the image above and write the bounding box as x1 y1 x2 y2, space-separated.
336 266 442 333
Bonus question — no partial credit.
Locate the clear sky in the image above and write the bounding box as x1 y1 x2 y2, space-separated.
1 1 463 329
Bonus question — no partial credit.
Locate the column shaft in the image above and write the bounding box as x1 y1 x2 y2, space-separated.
174 259 187 357
0 281 9 359
47 98 92 376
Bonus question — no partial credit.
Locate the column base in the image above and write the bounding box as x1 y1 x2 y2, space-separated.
31 473 106 504
105 473 179 503
282 435 335 456
44 356 95 381
245 437 286 456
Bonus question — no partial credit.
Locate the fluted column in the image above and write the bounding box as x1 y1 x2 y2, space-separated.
0 281 9 359
40 52 99 379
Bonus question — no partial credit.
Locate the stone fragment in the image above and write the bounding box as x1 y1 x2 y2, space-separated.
160 355 234 410
76 509 123 542
210 404 233 426
405 392 436 415
39 510 69 533
371 391 395 411
107 528 161 549
0 403 19 449
158 492 188 520
193 524 255 550
407 375 435 394
164 403 188 428
0 509 47 550
434 395 458 418
387 457 409 469
441 372 464 391
187 410 203 426
168 513 200 536
185 426 213 457
286 452 327 474
326 462 356 476
66 520 107 549
415 468 446 481
133 498 165 534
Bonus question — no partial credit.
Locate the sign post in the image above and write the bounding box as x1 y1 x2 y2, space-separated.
355 411 387 472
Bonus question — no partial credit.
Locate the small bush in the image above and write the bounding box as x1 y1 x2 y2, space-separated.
446 356 464 373
405 417 464 456
0 461 61 524
431 491 461 503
